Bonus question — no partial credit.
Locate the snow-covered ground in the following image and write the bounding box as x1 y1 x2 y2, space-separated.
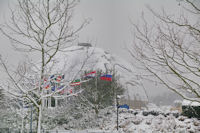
99 106 199 132
115 110 199 132
50 104 200 133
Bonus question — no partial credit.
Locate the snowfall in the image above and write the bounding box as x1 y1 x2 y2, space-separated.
1 46 200 133
49 103 200 133
47 46 200 133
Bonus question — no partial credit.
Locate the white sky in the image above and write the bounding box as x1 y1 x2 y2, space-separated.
0 0 181 63
75 0 181 59
0 0 197 97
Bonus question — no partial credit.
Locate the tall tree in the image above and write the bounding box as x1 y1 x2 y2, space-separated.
0 0 88 132
129 0 200 103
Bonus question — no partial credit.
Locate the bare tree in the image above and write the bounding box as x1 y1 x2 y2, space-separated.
0 0 89 132
129 0 200 103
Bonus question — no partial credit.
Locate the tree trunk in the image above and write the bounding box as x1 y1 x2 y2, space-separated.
94 106 99 115
21 116 24 133
37 105 42 133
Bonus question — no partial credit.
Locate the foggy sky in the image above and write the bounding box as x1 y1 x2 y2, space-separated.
0 0 181 63
0 0 194 97
75 0 181 59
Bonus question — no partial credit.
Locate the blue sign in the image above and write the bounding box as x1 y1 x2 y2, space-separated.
118 104 129 109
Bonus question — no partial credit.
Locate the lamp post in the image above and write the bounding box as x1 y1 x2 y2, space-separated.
112 63 132 131
30 104 33 133
116 95 125 131
116 95 119 130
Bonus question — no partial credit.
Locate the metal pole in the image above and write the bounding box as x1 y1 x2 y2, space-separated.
21 99 24 133
116 95 119 130
112 63 131 131
96 71 98 96
113 64 118 131
30 104 33 133
21 115 24 133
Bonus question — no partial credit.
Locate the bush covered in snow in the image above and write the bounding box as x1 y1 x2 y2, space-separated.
40 104 200 132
